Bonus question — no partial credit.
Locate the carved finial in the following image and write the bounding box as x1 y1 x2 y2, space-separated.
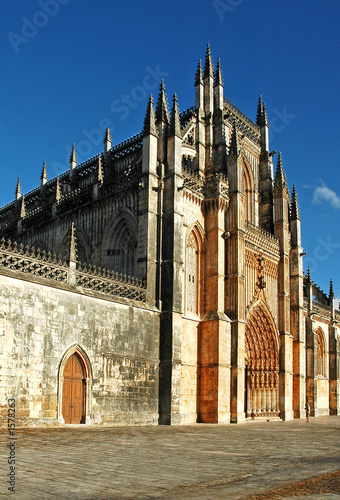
20 195 26 218
55 176 61 201
169 93 182 138
156 79 170 124
229 120 240 157
69 222 77 262
204 43 214 78
104 128 112 153
256 254 266 291
70 144 77 170
214 59 223 87
15 177 21 200
41 161 47 186
195 60 203 86
291 185 301 220
143 95 158 137
329 279 334 298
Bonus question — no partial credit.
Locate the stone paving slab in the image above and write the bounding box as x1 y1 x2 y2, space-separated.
0 416 339 499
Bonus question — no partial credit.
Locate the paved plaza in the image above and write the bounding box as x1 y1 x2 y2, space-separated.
1 416 339 499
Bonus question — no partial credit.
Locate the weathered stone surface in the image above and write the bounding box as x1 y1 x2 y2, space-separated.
0 273 159 427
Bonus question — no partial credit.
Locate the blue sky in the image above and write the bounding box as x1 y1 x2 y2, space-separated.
1 0 340 301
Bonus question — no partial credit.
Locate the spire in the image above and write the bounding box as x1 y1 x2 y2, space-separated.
306 267 312 284
262 103 268 126
291 185 301 220
195 60 203 86
329 279 334 298
256 95 268 127
104 128 111 143
214 59 223 87
55 176 61 201
229 120 240 157
256 95 263 125
104 128 112 153
156 80 170 124
204 43 213 78
143 95 158 137
274 153 288 195
41 161 47 186
169 93 182 138
70 144 77 170
15 177 21 200
20 195 26 218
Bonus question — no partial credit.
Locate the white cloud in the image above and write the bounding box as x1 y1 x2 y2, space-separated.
312 182 340 210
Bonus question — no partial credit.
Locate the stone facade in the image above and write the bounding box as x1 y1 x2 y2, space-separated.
0 45 339 427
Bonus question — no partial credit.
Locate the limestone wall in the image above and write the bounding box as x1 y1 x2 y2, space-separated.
0 272 159 427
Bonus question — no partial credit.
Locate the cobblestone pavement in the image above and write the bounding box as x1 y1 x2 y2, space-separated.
1 416 339 499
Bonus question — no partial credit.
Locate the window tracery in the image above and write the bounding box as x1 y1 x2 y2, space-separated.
185 224 203 315
316 327 326 377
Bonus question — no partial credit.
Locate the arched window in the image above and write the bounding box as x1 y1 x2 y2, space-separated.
316 328 326 377
102 210 138 277
186 224 203 315
243 165 253 223
113 225 137 277
187 233 198 313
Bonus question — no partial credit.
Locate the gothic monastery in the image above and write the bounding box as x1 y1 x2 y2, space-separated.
0 46 339 426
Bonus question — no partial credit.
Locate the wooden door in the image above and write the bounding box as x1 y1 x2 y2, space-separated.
62 354 85 424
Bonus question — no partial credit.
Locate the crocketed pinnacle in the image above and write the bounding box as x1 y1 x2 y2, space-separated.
274 153 288 195
256 95 268 127
69 222 77 262
229 120 240 157
143 95 158 137
55 176 60 201
262 103 268 126
15 177 22 200
214 59 223 87
20 195 26 218
291 185 301 220
41 161 47 185
195 60 203 86
169 93 182 138
155 80 170 124
204 43 213 78
329 279 334 298
256 95 263 125
306 267 312 284
97 156 103 184
70 144 77 167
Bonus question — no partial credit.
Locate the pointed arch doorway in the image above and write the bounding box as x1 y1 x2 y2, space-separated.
59 346 92 424
245 300 280 418
62 353 85 423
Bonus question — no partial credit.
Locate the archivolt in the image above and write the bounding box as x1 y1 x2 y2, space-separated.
245 299 280 416
245 299 279 372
